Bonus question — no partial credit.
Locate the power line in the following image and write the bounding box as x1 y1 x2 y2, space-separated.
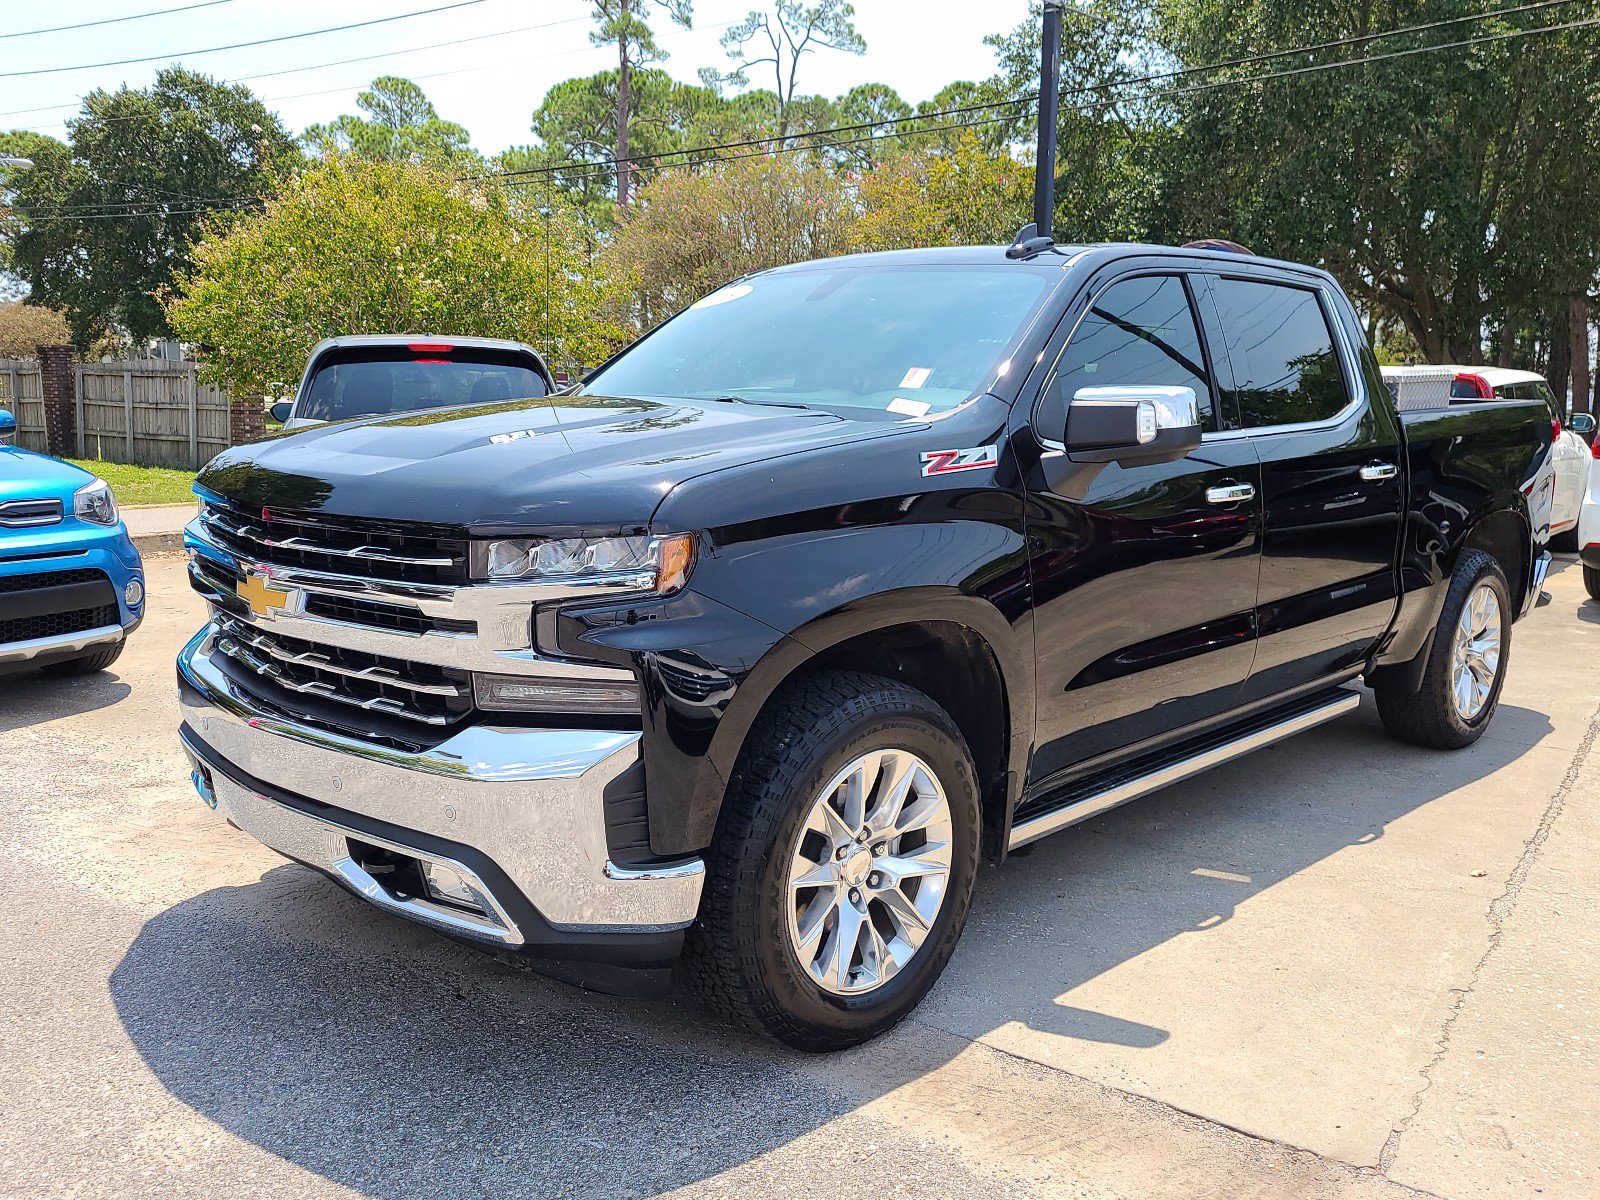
483 0 1593 184
0 1 238 41
510 7 1600 188
15 3 1600 220
0 15 592 121
0 0 488 79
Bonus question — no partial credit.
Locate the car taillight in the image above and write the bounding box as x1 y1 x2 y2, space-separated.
1452 372 1495 399
408 342 453 353
1552 416 1562 441
1590 436 1600 460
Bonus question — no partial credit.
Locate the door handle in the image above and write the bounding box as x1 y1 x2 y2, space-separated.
1360 462 1398 482
1205 483 1256 505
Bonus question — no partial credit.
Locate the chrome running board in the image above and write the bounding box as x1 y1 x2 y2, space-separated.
1008 688 1362 851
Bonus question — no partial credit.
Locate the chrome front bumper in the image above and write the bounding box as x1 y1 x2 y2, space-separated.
177 625 704 942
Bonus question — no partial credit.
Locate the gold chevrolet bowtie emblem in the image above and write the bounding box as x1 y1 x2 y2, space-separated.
238 570 293 618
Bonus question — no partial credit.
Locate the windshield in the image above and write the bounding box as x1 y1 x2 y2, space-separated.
582 266 1053 417
299 348 548 422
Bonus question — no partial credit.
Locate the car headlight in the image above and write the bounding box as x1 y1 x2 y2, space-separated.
482 533 696 594
73 478 118 526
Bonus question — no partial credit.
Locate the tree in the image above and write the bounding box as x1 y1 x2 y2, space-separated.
588 0 694 207
0 131 68 299
601 154 853 330
0 300 73 356
10 69 297 348
982 2 1166 243
1152 0 1600 364
165 157 618 401
503 67 727 225
830 83 911 169
303 77 482 172
853 133 1033 252
709 1 866 147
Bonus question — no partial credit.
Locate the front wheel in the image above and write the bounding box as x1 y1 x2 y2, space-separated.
684 671 981 1051
1375 550 1510 750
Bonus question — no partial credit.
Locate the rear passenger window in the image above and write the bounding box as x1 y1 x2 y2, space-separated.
1044 274 1218 434
1211 278 1350 428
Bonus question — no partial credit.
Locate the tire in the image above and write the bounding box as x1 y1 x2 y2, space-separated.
39 640 124 676
1585 565 1600 602
1375 550 1510 750
1550 528 1580 553
684 670 981 1052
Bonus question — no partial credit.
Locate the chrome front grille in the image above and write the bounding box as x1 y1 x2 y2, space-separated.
199 502 469 585
185 500 640 744
212 616 471 728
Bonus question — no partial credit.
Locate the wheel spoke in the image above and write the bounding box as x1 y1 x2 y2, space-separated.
805 797 854 849
788 859 836 892
824 901 867 990
837 764 868 835
794 887 838 956
876 884 931 942
866 751 916 834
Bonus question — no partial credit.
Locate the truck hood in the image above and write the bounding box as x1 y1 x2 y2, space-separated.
198 393 907 532
0 444 95 503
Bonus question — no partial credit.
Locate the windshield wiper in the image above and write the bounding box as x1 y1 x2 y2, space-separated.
703 394 814 411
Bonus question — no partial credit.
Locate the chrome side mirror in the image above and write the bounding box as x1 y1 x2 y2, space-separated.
0 408 16 447
1064 385 1203 465
1569 411 1596 436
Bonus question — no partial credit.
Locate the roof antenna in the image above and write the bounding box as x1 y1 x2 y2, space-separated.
1009 0 1063 260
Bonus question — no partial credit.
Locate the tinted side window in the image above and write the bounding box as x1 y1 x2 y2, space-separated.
1043 275 1217 435
1211 278 1349 428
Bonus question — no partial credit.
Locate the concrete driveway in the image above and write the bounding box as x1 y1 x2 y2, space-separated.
1 553 1595 1199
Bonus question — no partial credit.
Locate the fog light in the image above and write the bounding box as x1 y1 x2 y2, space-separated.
422 859 486 912
124 577 144 608
473 672 641 714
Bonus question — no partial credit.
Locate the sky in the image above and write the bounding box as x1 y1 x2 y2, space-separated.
0 0 1034 156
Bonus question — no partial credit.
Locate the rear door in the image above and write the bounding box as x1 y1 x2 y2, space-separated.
1205 273 1405 702
1022 270 1263 783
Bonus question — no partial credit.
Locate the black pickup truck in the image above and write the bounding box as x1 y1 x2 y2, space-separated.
178 242 1550 1050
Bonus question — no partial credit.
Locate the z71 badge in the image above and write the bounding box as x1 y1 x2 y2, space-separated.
920 444 1000 477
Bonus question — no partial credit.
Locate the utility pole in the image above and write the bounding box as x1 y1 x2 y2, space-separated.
1008 0 1064 259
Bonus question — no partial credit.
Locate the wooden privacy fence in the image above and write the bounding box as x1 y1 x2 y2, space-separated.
77 360 233 470
1 356 240 469
0 359 47 453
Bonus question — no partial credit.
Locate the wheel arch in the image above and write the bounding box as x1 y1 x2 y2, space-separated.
694 590 1032 862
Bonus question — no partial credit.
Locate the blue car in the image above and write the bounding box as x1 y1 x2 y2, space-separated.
0 407 144 675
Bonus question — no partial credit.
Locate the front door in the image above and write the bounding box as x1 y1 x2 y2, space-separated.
1021 272 1264 788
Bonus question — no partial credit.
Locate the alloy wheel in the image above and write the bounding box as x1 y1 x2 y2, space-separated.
784 749 954 996
1450 582 1503 720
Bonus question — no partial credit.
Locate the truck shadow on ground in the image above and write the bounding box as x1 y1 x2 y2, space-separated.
108 694 1550 1198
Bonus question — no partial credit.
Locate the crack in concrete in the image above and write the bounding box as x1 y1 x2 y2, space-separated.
1376 696 1600 1173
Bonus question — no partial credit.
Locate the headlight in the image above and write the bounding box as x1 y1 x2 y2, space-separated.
73 478 118 526
482 532 696 594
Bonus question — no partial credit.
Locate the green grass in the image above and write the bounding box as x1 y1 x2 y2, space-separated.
66 458 196 507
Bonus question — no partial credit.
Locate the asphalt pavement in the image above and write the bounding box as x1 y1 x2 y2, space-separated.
1 551 1595 1199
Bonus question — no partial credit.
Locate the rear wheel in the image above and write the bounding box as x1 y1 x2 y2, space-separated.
684 670 981 1051
39 640 124 676
1550 528 1580 553
1375 550 1509 750
1585 565 1600 602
